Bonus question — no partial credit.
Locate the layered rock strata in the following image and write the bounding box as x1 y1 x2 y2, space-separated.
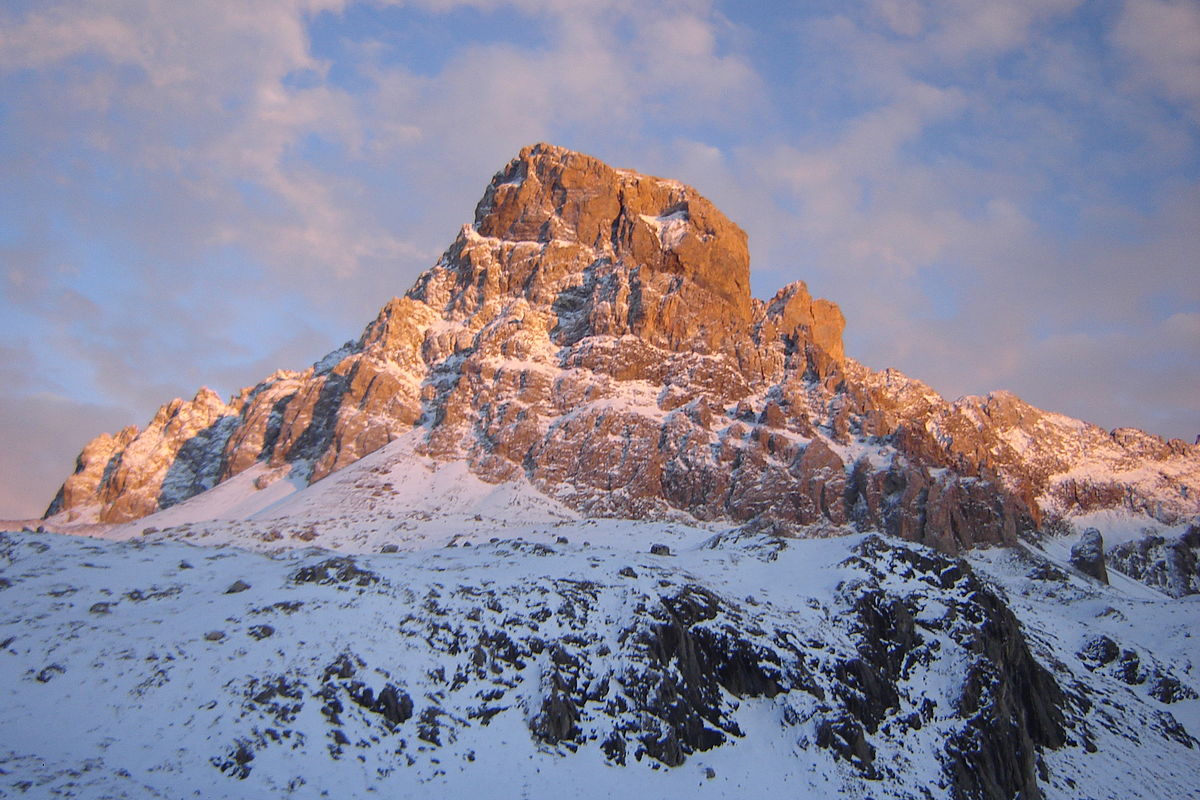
46 144 1200 551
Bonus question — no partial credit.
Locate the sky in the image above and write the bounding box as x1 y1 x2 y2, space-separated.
1 0 1198 518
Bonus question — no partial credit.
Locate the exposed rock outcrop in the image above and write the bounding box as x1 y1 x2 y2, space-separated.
1070 528 1109 584
44 144 1200 551
1107 525 1200 598
248 533 1073 797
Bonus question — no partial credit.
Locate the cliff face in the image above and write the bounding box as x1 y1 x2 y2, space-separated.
45 143 1200 551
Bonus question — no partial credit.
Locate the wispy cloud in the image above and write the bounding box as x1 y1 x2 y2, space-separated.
1111 0 1200 121
715 0 1199 441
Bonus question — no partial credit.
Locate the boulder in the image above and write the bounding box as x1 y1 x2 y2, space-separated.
1070 528 1109 584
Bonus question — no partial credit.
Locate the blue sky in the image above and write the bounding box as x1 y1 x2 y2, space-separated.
1 0 1198 517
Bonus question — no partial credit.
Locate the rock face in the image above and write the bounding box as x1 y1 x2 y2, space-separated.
469 145 753 351
1070 528 1109 584
45 144 1200 551
1107 525 1200 598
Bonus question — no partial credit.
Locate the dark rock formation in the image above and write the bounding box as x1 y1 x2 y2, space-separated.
329 533 1067 796
292 557 380 588
1070 528 1109 584
945 581 1066 800
225 534 1067 797
843 536 1066 799
1078 634 1200 706
1107 525 1200 597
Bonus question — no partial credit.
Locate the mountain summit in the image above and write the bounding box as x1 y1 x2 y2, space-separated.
11 145 1200 800
45 144 1199 555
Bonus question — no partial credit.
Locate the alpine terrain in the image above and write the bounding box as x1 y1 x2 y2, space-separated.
3 144 1198 799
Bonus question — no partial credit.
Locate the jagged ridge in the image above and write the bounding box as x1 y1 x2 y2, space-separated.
46 143 1200 554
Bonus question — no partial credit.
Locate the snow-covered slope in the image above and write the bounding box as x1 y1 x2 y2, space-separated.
41 421 1194 608
2 519 1197 799
92 430 714 554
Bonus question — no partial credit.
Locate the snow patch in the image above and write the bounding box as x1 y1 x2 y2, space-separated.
639 209 689 249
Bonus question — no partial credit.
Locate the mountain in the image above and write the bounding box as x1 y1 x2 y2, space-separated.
42 143 1200 558
6 144 1199 799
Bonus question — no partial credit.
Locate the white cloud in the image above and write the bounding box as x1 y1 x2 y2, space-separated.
924 0 1083 62
0 9 138 71
871 0 925 37
1112 0 1200 119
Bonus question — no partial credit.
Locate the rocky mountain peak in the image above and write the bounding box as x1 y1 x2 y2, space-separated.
761 280 846 364
410 143 756 354
42 145 1199 553
475 143 750 311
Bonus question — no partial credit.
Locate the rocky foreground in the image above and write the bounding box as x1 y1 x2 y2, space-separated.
2 514 1198 799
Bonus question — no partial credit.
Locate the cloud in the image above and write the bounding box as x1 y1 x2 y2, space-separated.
1010 312 1200 439
922 0 1084 62
718 1 1199 442
871 0 925 37
1 0 398 283
1111 0 1200 120
0 8 139 71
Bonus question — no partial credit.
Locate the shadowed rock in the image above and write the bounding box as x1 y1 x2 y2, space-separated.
1070 528 1109 584
1108 525 1200 598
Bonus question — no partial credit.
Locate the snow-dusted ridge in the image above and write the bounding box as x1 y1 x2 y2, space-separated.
2 517 1198 798
6 416 1199 798
43 143 1200 564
